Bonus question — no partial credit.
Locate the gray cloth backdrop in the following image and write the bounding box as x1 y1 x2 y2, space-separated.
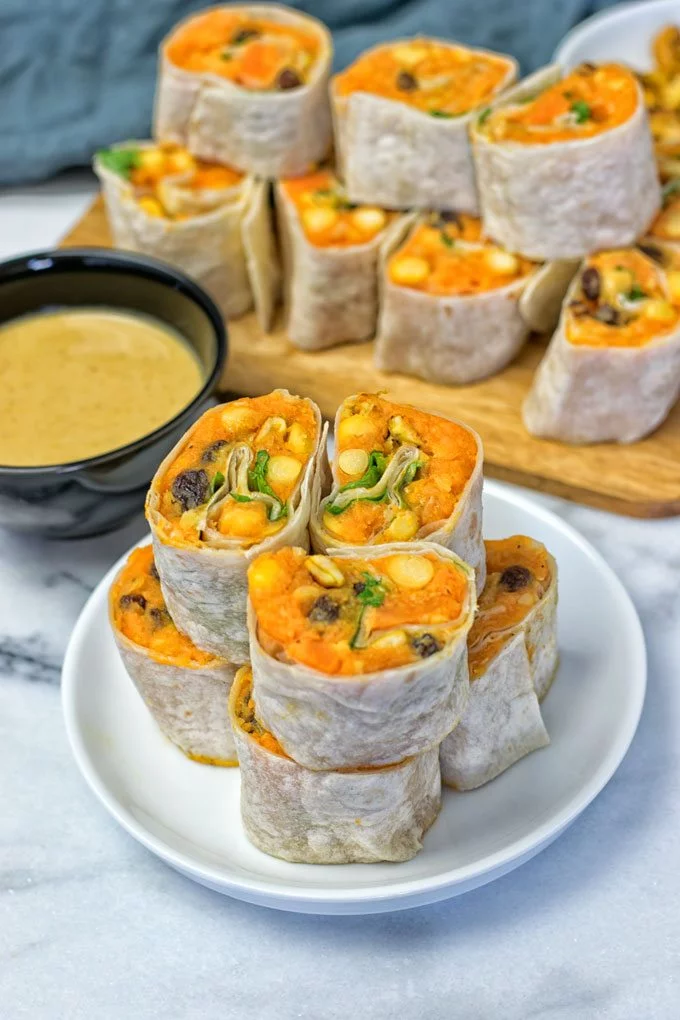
0 0 620 185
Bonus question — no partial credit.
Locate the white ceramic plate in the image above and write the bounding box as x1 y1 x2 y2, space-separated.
62 482 646 915
555 0 679 69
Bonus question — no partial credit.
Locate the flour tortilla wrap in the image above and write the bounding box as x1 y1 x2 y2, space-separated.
375 219 538 384
439 635 549 790
331 40 516 212
440 539 557 789
231 669 440 863
310 395 486 593
471 66 661 259
523 263 680 444
154 5 333 178
275 182 410 350
109 575 237 766
249 542 475 771
95 148 278 328
146 392 325 664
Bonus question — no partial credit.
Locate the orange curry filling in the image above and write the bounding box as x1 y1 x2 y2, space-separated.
468 537 552 680
111 545 214 667
482 63 638 144
334 39 512 117
248 546 470 676
281 168 392 247
320 393 478 546
387 212 536 296
154 393 318 547
97 141 244 219
166 9 319 90
566 248 680 348
233 667 285 756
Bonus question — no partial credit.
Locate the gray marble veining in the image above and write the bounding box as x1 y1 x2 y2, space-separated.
1 488 680 1019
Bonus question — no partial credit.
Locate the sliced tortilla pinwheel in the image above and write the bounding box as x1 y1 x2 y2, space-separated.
154 4 333 178
523 247 680 443
110 544 238 766
440 536 557 790
375 211 542 384
94 140 278 327
146 390 325 664
472 63 661 259
310 393 485 592
247 542 476 771
231 667 441 863
331 37 516 212
276 168 407 350
646 182 680 252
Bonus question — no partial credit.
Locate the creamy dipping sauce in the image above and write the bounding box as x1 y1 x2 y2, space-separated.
0 308 204 467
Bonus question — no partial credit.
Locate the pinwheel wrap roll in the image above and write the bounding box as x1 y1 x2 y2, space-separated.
471 64 660 259
310 393 486 593
440 536 557 790
247 542 476 771
331 38 516 212
146 391 325 664
110 546 237 766
376 212 549 384
524 247 680 443
94 141 278 327
230 667 441 864
154 4 333 178
275 170 409 350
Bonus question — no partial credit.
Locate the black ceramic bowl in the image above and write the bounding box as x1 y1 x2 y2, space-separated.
0 248 227 539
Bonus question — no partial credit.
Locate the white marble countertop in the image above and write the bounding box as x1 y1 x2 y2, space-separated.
2 177 680 1020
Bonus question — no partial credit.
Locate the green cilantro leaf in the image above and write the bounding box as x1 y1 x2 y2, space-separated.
248 450 287 521
96 147 140 179
340 451 388 494
429 109 453 118
440 231 455 248
570 100 591 124
210 471 225 495
478 107 491 125
627 284 646 301
355 572 387 608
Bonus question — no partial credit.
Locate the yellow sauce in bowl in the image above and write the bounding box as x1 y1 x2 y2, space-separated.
0 307 204 467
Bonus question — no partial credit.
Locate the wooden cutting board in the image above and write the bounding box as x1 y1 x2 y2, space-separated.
61 196 680 518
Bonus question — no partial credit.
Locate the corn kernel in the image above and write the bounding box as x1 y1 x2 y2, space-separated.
338 448 369 476
485 249 519 275
138 148 166 175
137 196 165 218
351 207 387 234
302 206 338 234
385 554 434 590
267 455 302 486
392 43 428 67
248 555 286 592
643 298 677 322
390 256 430 287
382 510 419 542
286 421 311 455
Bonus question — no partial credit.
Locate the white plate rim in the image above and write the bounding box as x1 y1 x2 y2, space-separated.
61 480 646 912
553 0 680 66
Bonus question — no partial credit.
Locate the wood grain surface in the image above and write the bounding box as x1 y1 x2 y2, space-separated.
60 196 680 518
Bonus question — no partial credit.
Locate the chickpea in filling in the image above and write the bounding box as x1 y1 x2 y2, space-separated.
468 537 552 680
96 142 244 219
482 63 638 144
387 212 536 295
157 394 318 545
111 545 214 666
649 185 680 243
281 169 392 246
334 40 513 117
566 248 680 347
321 393 477 546
166 10 319 90
248 546 469 676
